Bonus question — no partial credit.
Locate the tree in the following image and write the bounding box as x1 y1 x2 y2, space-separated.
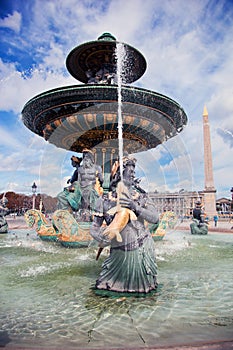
0 192 57 214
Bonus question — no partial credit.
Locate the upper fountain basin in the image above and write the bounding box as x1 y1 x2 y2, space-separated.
21 84 188 155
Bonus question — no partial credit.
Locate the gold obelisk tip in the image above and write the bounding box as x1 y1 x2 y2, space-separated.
203 105 208 116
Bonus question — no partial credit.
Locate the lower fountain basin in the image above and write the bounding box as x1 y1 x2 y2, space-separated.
1 228 232 349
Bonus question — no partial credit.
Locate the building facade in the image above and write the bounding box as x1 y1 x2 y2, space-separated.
149 190 204 218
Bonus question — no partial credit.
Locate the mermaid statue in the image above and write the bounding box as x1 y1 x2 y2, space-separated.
25 148 104 246
0 196 9 233
190 201 208 235
90 156 159 295
57 149 103 221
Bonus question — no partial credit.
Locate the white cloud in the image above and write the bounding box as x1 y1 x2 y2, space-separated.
0 10 21 33
0 59 75 113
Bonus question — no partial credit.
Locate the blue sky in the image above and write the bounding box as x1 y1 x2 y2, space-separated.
0 0 232 199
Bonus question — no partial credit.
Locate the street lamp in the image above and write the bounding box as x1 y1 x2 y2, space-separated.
32 182 37 209
231 187 233 213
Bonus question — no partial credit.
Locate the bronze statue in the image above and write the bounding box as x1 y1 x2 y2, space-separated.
57 149 103 220
190 201 208 235
90 156 159 295
67 155 83 186
0 196 9 233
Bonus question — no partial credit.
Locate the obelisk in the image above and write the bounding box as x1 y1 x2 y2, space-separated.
202 105 217 217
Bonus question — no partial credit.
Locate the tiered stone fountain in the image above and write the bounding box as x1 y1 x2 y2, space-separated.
22 32 187 188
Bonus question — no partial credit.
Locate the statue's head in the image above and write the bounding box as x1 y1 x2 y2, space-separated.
111 156 136 178
110 156 137 190
195 200 202 208
82 148 95 164
122 156 137 169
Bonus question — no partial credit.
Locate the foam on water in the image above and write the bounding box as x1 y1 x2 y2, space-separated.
20 264 59 278
155 230 193 260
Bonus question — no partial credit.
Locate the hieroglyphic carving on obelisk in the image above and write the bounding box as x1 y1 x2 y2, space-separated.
202 105 217 217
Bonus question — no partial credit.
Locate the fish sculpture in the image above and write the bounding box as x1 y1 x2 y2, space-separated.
103 181 137 242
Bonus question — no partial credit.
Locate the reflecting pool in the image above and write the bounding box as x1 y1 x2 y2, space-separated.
0 228 232 349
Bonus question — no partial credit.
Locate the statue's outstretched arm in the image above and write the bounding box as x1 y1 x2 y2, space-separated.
96 166 104 186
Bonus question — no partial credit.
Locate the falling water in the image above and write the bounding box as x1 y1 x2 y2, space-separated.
116 43 126 179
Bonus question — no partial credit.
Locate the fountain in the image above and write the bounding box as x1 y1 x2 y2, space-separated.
22 32 187 246
1 32 231 348
21 33 189 294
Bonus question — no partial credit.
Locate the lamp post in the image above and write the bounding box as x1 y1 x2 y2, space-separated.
39 195 43 212
231 187 233 213
32 182 37 209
